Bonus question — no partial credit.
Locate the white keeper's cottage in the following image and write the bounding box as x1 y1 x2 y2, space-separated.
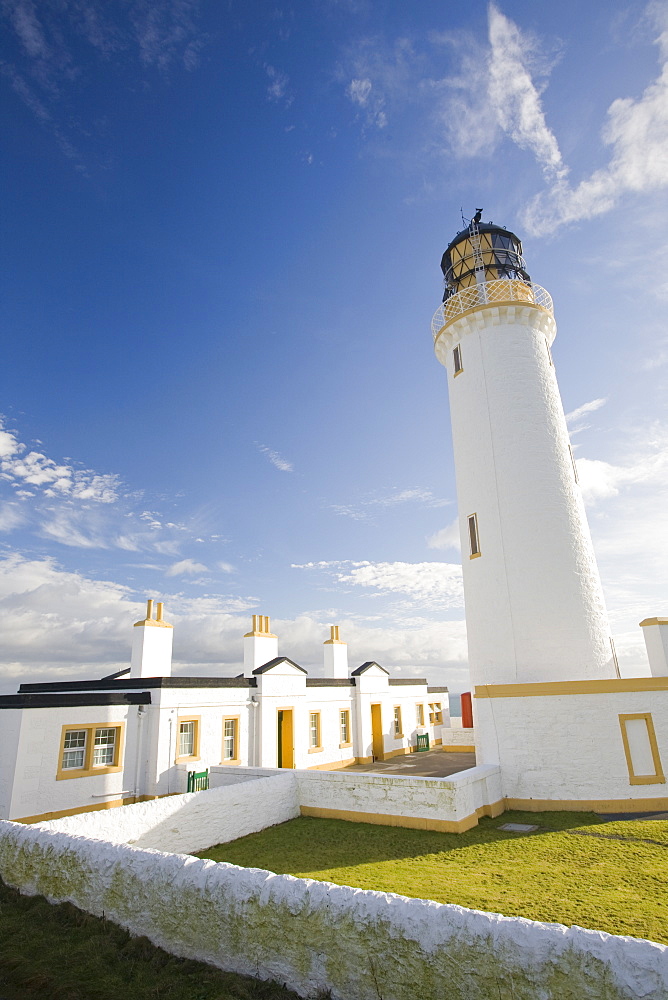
0 605 450 823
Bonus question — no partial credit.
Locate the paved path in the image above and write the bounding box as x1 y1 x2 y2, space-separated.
337 748 476 778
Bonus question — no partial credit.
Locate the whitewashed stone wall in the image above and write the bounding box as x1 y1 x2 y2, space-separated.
0 818 665 1000
40 773 298 854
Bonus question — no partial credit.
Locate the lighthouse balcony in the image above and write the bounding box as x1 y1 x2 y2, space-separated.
432 279 553 341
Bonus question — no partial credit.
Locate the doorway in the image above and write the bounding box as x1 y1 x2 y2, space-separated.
371 703 384 761
277 709 294 768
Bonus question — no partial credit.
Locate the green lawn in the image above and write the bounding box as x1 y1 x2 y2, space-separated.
0 878 305 1000
196 810 668 944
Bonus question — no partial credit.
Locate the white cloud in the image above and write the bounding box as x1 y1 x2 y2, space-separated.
523 4 668 234
347 78 372 105
0 554 468 693
0 417 120 503
218 561 236 573
565 397 607 426
487 4 565 181
258 444 294 472
427 517 461 552
294 558 463 610
165 558 208 576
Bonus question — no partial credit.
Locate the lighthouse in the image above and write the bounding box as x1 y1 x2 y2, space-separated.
432 215 616 690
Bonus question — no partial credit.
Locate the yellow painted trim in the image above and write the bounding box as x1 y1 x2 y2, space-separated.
434 299 552 344
467 512 481 558
307 758 356 771
382 746 412 760
619 713 665 785
133 598 172 628
475 677 668 699
504 796 668 813
300 804 480 834
453 368 464 377
355 755 373 764
56 722 125 781
221 714 241 765
476 800 505 819
339 741 353 749
13 793 158 825
339 708 351 746
640 618 668 627
440 744 476 752
433 737 442 745
308 746 324 754
175 715 201 764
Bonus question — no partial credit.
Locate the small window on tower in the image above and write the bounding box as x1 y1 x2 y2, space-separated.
468 513 481 558
568 444 579 484
453 344 463 376
545 339 554 366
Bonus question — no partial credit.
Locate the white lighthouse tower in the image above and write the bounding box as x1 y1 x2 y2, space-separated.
433 215 615 689
432 216 668 814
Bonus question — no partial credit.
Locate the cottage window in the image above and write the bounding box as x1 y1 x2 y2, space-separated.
57 723 125 780
393 706 403 738
175 717 200 762
309 712 321 749
416 703 425 727
62 730 87 770
92 728 117 767
223 718 238 761
340 710 350 746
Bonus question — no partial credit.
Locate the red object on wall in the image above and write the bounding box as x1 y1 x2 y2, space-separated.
461 691 473 729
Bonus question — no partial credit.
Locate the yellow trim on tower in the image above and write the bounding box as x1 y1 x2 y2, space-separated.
475 677 668 698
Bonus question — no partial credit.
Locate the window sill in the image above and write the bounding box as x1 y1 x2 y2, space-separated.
219 758 241 766
393 733 404 740
470 552 481 560
339 742 353 749
175 755 201 765
308 746 323 754
56 764 123 781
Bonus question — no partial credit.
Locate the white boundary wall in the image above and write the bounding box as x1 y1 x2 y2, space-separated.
38 773 298 854
0 818 666 1000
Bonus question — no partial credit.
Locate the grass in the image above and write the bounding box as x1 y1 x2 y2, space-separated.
196 810 668 944
0 878 306 1000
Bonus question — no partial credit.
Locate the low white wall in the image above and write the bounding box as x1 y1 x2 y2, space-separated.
211 764 502 831
441 726 475 748
0 819 665 1000
40 773 299 854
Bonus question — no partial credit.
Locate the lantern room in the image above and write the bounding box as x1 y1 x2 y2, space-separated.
440 218 531 302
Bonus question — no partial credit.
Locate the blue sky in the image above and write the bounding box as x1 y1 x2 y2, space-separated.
1 0 667 694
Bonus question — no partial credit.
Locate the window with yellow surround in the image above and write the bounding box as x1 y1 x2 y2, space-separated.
57 723 124 780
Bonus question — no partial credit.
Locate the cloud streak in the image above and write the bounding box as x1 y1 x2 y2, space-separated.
258 444 294 472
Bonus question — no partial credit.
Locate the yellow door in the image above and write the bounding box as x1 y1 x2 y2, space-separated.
371 704 384 761
277 710 294 768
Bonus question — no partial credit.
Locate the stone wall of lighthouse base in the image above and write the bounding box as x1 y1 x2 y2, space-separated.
474 677 668 811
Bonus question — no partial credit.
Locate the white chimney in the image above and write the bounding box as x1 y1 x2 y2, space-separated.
323 625 348 679
640 618 668 677
130 599 173 678
243 615 278 673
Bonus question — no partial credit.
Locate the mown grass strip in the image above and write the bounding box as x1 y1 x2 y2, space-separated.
196 810 668 944
0 878 306 1000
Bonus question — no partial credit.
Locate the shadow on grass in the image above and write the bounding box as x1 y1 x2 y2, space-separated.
0 878 313 1000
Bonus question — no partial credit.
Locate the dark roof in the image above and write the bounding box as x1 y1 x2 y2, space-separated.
0 692 151 710
427 686 449 693
445 221 521 254
252 657 307 675
350 661 389 677
306 678 355 687
18 676 257 693
389 678 428 686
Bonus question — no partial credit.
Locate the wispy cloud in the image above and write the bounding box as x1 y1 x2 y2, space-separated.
265 64 292 104
565 397 607 435
258 444 294 472
327 487 449 521
1 0 207 169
